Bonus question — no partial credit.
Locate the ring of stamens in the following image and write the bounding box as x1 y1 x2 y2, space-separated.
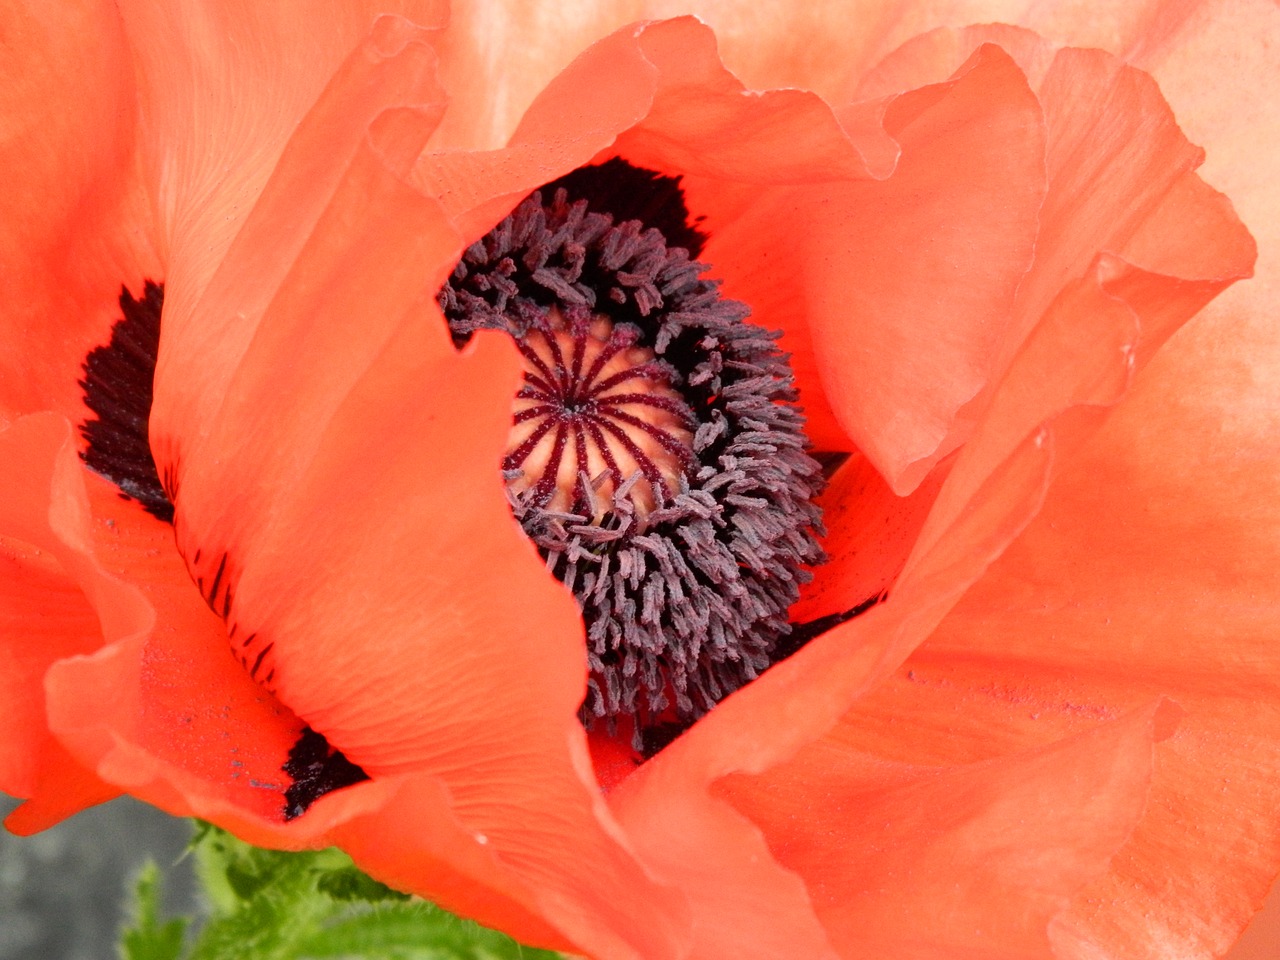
439 160 827 746
505 308 694 518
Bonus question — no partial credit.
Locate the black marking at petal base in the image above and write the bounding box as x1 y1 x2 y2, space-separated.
79 281 174 523
282 727 370 820
812 450 851 479
541 158 708 258
440 163 827 744
638 721 689 760
769 591 889 665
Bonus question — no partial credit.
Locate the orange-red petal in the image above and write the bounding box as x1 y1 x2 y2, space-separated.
0 414 143 830
701 43 1046 491
113 0 448 295
141 23 692 956
914 331 1280 957
0 0 160 422
45 470 308 825
721 700 1179 959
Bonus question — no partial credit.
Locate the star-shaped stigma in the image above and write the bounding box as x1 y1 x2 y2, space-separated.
504 307 695 518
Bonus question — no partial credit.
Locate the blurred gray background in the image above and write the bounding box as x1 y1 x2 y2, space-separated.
0 794 195 960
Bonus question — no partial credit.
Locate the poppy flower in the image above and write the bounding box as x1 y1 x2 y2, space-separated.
2 1 1278 958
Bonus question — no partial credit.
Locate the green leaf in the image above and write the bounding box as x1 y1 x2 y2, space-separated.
315 866 411 903
119 862 189 960
187 829 335 960
122 822 568 960
294 900 565 960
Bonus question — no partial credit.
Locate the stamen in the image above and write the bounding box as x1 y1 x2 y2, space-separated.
439 160 829 743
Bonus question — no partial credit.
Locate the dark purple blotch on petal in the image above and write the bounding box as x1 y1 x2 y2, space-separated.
79 281 174 523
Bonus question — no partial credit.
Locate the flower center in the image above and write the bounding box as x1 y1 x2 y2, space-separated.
440 159 828 748
505 308 693 518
